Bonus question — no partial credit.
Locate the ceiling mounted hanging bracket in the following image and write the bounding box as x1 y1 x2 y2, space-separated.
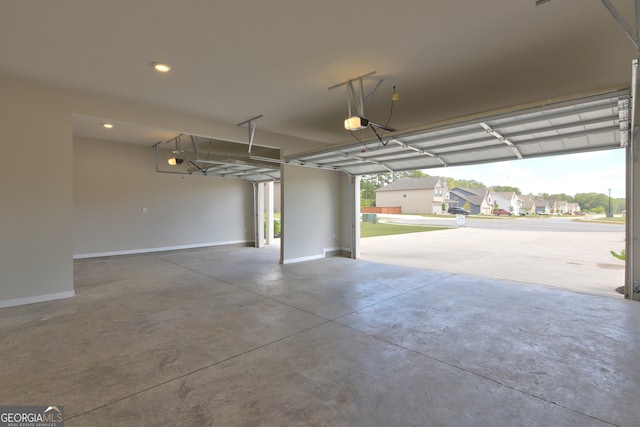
328 71 377 94
172 134 185 153
237 114 263 154
329 71 397 133
329 71 377 127
190 135 200 158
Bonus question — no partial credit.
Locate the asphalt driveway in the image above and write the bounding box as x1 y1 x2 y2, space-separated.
359 216 626 298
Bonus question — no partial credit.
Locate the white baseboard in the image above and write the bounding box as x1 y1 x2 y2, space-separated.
282 246 350 264
282 254 324 264
323 246 350 257
73 240 251 259
0 290 75 309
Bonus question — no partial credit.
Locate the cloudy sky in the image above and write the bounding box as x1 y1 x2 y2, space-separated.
426 148 626 198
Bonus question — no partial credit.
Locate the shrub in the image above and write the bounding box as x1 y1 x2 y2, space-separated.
611 249 626 260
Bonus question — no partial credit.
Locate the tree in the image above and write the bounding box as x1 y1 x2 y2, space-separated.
360 178 379 200
548 193 574 202
575 192 610 212
406 170 428 178
367 170 429 187
613 197 626 214
492 185 521 194
443 177 456 190
444 177 486 189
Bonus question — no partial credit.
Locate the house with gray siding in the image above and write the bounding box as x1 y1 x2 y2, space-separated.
449 187 493 215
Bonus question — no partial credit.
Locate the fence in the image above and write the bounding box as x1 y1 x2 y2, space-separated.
361 206 401 214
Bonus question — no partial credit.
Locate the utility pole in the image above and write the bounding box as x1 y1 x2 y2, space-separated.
608 188 612 217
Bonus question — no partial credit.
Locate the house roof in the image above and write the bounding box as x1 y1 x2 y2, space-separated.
518 194 537 202
450 187 489 206
492 191 517 200
376 177 443 192
453 188 489 197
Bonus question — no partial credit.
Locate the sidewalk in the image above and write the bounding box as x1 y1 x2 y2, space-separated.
360 227 626 298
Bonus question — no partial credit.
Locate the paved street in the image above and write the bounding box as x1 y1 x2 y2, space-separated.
360 215 626 298
380 213 624 232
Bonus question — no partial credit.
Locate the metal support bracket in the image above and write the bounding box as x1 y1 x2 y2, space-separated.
328 71 377 118
190 135 199 158
600 0 640 51
237 115 263 154
536 0 640 52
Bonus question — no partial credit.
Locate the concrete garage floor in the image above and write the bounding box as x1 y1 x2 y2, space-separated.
1 245 639 426
361 226 626 298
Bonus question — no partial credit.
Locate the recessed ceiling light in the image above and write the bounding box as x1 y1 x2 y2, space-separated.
152 62 171 73
102 123 114 129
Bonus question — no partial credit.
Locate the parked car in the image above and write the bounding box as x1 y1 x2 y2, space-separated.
448 207 469 215
493 209 512 216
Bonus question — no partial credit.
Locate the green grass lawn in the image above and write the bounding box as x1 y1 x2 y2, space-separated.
361 222 449 238
578 216 626 224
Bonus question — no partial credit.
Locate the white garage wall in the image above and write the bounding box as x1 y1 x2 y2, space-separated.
281 164 351 263
73 138 254 257
0 76 74 307
0 74 324 308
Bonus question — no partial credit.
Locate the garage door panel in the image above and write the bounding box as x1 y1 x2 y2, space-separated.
287 90 629 175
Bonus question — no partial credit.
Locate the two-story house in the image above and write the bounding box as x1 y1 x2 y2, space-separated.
492 191 521 215
534 199 550 214
550 200 569 214
449 187 493 215
375 177 450 214
567 202 581 214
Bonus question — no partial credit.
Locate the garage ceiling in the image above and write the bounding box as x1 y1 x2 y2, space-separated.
1 0 637 152
1 1 636 183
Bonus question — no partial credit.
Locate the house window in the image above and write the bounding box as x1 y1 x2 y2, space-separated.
435 188 442 197
403 193 407 198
